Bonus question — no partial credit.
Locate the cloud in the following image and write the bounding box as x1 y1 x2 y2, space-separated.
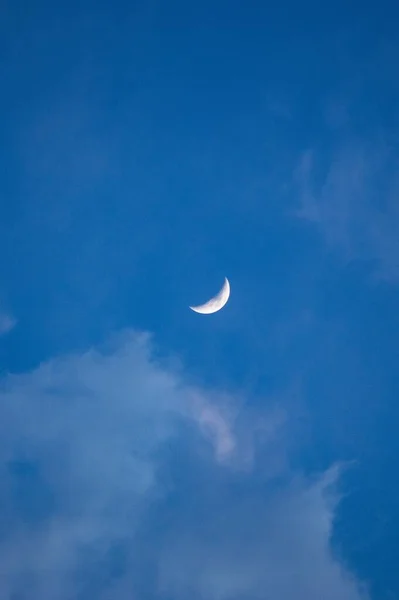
157 467 365 600
293 138 399 283
0 311 16 336
0 330 367 599
190 392 237 464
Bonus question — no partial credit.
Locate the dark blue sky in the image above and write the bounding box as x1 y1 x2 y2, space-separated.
1 1 399 599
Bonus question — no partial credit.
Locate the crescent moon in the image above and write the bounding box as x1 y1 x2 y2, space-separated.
189 277 231 314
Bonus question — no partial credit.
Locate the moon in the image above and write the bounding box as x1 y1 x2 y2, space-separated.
189 277 231 314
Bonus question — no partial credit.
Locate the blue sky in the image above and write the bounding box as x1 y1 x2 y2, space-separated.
1 1 399 598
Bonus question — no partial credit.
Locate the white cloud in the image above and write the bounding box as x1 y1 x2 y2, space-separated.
0 330 368 599
294 138 399 283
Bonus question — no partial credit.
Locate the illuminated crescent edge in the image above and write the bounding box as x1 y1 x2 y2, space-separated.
189 277 230 314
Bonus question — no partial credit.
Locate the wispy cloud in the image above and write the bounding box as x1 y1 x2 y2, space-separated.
191 394 236 463
0 311 16 335
293 137 399 283
0 330 368 599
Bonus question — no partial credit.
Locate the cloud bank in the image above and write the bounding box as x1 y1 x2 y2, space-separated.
0 330 367 599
